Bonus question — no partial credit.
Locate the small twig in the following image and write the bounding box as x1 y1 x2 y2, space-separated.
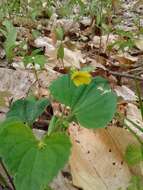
0 158 16 190
33 69 41 88
126 67 143 74
107 70 143 81
136 70 143 75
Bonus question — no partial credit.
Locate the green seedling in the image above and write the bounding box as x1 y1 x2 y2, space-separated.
0 73 117 190
23 48 47 69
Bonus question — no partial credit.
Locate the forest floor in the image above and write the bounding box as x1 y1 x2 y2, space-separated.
0 0 143 190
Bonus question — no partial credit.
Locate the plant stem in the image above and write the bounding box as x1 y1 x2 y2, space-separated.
0 158 16 190
0 172 9 188
33 68 41 98
135 80 143 121
124 123 143 146
98 0 103 54
105 32 110 53
126 118 143 133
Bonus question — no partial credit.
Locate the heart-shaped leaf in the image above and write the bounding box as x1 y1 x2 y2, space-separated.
49 74 117 128
7 98 50 125
0 119 71 190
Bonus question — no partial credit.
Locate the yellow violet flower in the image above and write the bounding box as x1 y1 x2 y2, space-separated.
71 71 92 86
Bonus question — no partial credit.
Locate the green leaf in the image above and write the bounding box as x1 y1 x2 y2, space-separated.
23 55 34 66
31 48 43 56
49 74 117 129
32 30 41 39
34 54 47 68
0 28 7 38
48 116 58 135
7 98 50 125
55 27 64 41
1 20 17 62
23 49 46 68
3 20 17 44
47 7 53 18
0 119 71 190
127 176 143 190
57 43 64 60
125 144 143 165
44 187 53 190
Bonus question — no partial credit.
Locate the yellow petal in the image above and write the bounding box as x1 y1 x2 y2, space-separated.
71 71 92 86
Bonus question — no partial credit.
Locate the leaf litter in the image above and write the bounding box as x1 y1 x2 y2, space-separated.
0 0 143 189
